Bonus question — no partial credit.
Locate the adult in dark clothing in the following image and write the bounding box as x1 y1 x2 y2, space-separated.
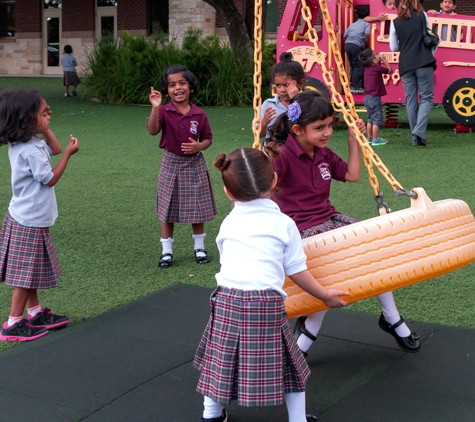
389 0 436 146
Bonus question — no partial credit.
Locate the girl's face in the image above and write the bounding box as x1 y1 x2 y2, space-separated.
166 72 191 105
385 0 396 9
294 115 334 153
273 74 305 105
36 99 51 134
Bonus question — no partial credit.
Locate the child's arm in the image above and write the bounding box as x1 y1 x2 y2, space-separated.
345 118 365 182
147 86 162 135
365 12 389 23
379 54 393 74
290 270 349 308
181 138 211 155
42 128 62 156
427 10 439 16
47 136 79 187
260 106 277 138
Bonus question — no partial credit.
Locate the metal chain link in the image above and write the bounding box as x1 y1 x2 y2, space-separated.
301 0 405 195
252 0 263 150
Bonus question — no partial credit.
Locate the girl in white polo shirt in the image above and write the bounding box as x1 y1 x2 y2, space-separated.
193 147 348 422
0 89 79 342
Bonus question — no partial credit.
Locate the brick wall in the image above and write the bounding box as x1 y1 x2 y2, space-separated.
62 0 95 32
457 0 475 15
118 0 148 31
216 0 245 28
15 1 41 32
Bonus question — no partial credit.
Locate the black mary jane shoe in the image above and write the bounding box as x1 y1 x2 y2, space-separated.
293 316 317 357
158 253 173 268
194 249 210 264
306 415 318 422
378 314 421 353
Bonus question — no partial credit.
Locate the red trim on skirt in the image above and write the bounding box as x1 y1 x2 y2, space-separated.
194 286 310 407
0 213 61 289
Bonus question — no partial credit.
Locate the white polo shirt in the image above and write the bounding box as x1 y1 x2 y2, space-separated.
215 198 307 298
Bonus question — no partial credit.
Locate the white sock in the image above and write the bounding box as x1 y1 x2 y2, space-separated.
160 237 174 260
377 292 411 337
202 395 223 419
284 392 307 422
297 310 328 353
7 316 24 327
27 304 42 318
193 233 206 258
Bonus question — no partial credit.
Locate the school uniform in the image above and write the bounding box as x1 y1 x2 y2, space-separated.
154 102 217 224
194 198 310 407
0 138 61 289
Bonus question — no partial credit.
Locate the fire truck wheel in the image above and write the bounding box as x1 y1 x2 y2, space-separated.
304 77 330 98
443 78 475 126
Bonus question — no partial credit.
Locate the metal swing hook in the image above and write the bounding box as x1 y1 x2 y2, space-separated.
374 192 391 215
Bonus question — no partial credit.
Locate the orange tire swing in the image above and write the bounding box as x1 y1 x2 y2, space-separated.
252 0 475 319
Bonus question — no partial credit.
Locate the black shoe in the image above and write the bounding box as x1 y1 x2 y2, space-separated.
194 249 210 264
306 415 318 422
72 90 77 96
0 319 48 342
416 135 427 146
28 308 69 329
158 253 173 268
293 316 317 357
202 409 227 422
379 314 421 353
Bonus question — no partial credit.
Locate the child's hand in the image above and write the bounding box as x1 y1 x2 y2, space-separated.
286 82 300 99
322 289 349 308
350 118 366 138
263 107 277 124
149 86 162 107
376 12 389 21
65 135 79 156
181 137 202 155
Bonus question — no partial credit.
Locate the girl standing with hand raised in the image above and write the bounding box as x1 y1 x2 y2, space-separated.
194 147 348 422
0 89 79 341
147 64 217 268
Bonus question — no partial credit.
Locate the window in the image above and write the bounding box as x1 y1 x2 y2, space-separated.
266 0 277 33
0 1 15 37
150 0 169 34
44 0 62 8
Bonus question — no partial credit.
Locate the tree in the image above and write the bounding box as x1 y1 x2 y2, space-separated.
201 0 267 62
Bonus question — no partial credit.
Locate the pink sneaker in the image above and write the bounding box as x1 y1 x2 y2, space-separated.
0 319 48 342
28 308 69 329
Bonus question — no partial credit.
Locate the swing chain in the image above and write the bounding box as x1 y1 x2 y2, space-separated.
396 189 418 199
252 0 264 150
374 192 392 215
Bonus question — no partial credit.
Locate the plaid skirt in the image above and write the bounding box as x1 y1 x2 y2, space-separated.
300 213 358 239
63 71 80 87
0 212 61 289
194 286 310 407
156 150 217 224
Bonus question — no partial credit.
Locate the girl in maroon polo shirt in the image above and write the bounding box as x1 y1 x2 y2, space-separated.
267 90 421 355
147 65 217 268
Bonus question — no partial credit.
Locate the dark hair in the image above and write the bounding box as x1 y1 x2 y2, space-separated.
270 52 306 85
160 64 199 99
0 89 44 146
360 48 375 67
356 5 370 19
214 147 279 202
268 90 334 144
64 44 73 54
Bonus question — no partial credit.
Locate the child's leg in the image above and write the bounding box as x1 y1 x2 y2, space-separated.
377 292 411 336
10 287 35 317
296 309 329 353
284 391 307 422
202 395 224 420
372 124 379 140
367 122 373 141
192 223 210 264
159 222 174 267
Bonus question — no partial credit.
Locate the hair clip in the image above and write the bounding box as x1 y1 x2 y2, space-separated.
287 102 302 123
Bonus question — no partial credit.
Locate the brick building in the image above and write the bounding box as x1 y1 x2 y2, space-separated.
0 0 473 76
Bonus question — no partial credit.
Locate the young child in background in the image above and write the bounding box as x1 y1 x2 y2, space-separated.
344 5 370 93
268 90 421 356
365 0 397 37
258 52 306 145
428 0 458 41
61 45 80 97
0 89 79 341
194 147 348 422
147 64 217 268
359 48 393 145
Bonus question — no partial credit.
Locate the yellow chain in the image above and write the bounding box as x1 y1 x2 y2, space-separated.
301 0 405 195
252 0 263 150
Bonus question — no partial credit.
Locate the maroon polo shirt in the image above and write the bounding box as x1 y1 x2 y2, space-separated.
157 102 213 156
272 135 348 231
363 65 389 97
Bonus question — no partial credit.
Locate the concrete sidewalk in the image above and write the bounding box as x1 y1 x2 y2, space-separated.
0 283 474 422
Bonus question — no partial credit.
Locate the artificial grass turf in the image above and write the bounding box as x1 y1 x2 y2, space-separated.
0 77 474 353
